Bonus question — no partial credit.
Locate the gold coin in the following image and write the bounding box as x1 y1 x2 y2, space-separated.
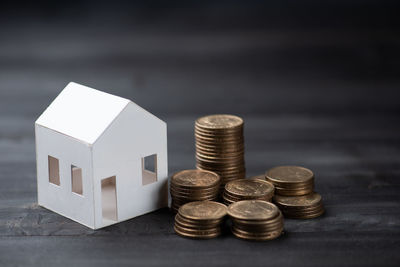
195 122 243 131
195 132 244 141
195 114 243 130
274 192 322 208
233 212 284 226
248 174 266 180
233 221 284 233
223 189 272 200
178 201 227 221
171 196 218 203
171 169 220 189
175 216 222 230
196 156 245 163
227 200 279 221
195 127 243 135
196 162 245 170
283 208 325 219
171 197 217 206
175 213 223 226
174 223 221 235
195 147 245 155
274 185 314 192
174 228 221 239
195 145 244 153
170 189 219 197
196 164 245 172
170 184 219 194
281 207 324 217
274 187 314 196
170 192 218 200
231 227 283 241
266 166 314 186
278 204 324 213
225 179 274 198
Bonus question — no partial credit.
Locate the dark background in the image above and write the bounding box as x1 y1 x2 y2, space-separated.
0 1 399 266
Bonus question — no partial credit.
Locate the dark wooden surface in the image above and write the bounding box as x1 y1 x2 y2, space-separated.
1 2 400 266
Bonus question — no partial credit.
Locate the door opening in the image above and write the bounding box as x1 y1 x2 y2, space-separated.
101 176 117 223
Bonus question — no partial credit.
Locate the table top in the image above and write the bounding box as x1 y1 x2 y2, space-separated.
1 3 400 266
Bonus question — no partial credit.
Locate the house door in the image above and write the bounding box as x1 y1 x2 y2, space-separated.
101 176 117 222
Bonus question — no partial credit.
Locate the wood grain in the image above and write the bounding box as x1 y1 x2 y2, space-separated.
0 4 400 265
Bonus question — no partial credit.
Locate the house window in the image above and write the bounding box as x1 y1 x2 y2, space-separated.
48 156 60 186
142 154 157 185
71 165 83 195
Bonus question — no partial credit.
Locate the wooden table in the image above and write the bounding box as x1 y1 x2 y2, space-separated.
0 4 399 266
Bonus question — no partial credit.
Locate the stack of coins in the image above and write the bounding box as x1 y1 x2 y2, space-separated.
227 200 284 241
265 166 314 196
174 201 227 239
170 169 221 213
248 174 266 180
266 165 324 219
195 114 246 191
274 192 324 219
223 178 275 205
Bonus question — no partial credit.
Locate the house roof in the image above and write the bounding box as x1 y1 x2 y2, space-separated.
36 82 131 145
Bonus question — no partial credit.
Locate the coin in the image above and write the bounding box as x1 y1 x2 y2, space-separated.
265 166 315 196
179 201 227 221
174 226 221 239
225 179 274 199
175 214 223 227
266 166 314 185
196 114 243 130
227 200 279 221
171 169 220 189
274 192 322 208
231 227 282 241
248 174 266 180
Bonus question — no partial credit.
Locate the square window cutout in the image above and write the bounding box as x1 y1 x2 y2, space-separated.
71 165 83 195
142 154 157 185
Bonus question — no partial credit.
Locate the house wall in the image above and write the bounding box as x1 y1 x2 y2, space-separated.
35 125 95 228
92 103 168 229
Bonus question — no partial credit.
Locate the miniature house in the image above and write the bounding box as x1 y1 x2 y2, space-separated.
35 82 168 229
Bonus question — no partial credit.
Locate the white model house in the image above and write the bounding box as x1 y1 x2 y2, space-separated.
35 82 168 229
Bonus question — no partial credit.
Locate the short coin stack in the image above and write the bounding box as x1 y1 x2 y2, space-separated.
227 200 284 241
174 201 227 239
223 178 275 205
265 166 314 196
195 114 246 191
170 169 221 213
266 166 324 219
274 192 324 219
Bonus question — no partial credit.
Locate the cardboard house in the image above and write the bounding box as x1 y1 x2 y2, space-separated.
35 82 168 229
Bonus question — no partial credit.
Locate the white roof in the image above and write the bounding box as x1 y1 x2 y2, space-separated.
36 82 131 145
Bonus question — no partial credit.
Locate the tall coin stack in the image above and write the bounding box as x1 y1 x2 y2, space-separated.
174 201 227 239
223 179 275 205
266 166 324 219
170 169 221 213
195 114 246 192
227 200 284 241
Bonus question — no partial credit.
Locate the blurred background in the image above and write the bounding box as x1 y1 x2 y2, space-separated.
0 0 399 177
